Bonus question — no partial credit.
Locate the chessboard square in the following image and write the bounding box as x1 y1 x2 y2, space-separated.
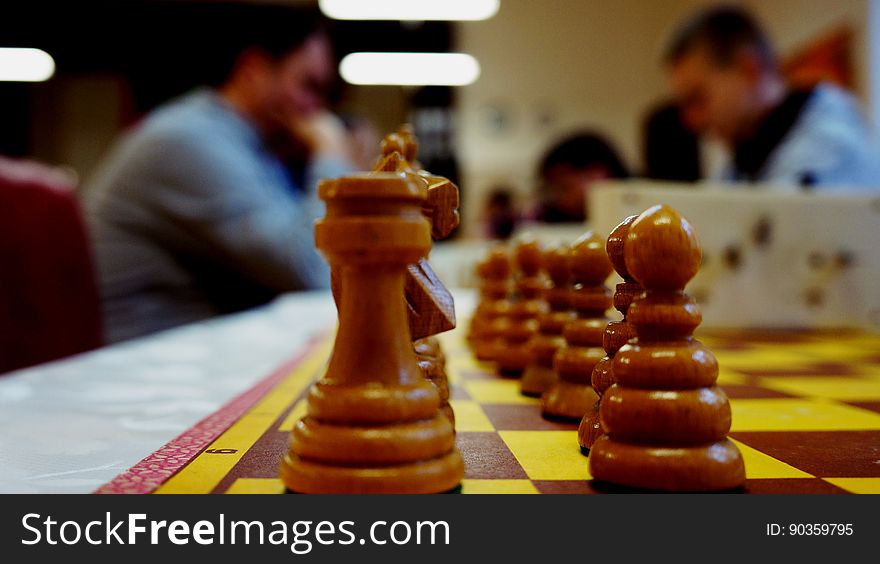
534 480 601 494
728 438 812 479
499 430 590 480
481 404 578 431
731 431 880 477
277 399 308 432
854 364 880 379
743 478 848 494
845 401 880 415
447 357 495 382
823 478 880 494
719 384 796 399
758 377 880 401
463 380 538 405
449 400 494 432
776 340 880 362
226 478 286 494
449 384 472 400
716 368 748 386
729 399 880 431
715 350 816 371
456 432 528 479
461 479 539 494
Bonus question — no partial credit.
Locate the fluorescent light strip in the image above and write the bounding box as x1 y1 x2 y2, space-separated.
340 52 480 86
0 48 55 82
320 0 499 21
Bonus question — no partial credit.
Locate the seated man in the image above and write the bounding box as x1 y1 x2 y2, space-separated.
83 9 352 343
665 6 880 189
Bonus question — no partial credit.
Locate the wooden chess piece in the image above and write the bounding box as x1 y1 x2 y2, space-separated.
542 232 612 420
414 336 454 426
589 205 745 491
494 240 548 375
469 246 513 361
520 245 575 397
351 125 460 423
578 215 642 452
280 172 464 493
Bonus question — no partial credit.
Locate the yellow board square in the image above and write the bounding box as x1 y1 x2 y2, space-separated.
499 430 590 480
823 478 880 494
730 399 880 432
728 438 812 479
758 377 880 401
461 479 539 494
448 399 495 432
770 340 880 362
855 365 880 379
277 399 309 432
716 368 748 386
463 380 538 405
226 478 286 494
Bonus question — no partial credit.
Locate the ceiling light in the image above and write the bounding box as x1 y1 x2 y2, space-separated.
0 48 55 82
320 0 499 21
340 52 480 86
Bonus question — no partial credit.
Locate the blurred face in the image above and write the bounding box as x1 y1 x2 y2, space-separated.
545 164 611 221
668 47 756 144
251 34 335 130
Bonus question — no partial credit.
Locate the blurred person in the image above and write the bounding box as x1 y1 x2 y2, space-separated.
482 187 519 240
340 115 382 171
82 7 353 343
642 100 702 182
665 5 880 189
535 133 629 223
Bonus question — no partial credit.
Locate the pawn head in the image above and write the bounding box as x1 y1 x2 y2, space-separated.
570 231 612 284
625 204 701 291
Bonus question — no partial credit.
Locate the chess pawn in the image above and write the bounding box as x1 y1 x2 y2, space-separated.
590 205 745 491
542 232 612 420
414 336 454 426
469 247 512 361
520 245 576 397
494 240 548 375
578 215 642 452
280 172 464 493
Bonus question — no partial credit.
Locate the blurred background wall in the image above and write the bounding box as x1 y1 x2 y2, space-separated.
2 0 876 235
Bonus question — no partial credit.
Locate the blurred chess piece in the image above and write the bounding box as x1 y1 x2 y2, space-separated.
469 246 513 361
589 205 745 491
520 245 575 397
578 215 642 452
494 240 548 375
542 232 612 420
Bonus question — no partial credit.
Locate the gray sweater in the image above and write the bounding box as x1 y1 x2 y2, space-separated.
82 90 346 343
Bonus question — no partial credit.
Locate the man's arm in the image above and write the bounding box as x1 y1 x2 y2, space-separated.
130 130 331 292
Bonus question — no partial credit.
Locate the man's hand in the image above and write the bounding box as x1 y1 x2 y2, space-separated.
289 112 353 162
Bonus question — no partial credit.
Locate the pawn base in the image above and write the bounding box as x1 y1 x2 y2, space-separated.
520 363 557 397
281 449 464 494
495 345 532 375
541 381 599 421
589 436 746 491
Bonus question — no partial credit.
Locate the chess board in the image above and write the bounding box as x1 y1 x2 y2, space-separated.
97 326 880 494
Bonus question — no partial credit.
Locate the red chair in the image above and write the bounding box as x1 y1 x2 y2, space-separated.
0 158 103 374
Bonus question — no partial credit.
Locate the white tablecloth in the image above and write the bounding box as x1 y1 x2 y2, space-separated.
0 291 339 493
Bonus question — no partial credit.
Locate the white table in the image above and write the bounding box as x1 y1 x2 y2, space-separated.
0 291 343 493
